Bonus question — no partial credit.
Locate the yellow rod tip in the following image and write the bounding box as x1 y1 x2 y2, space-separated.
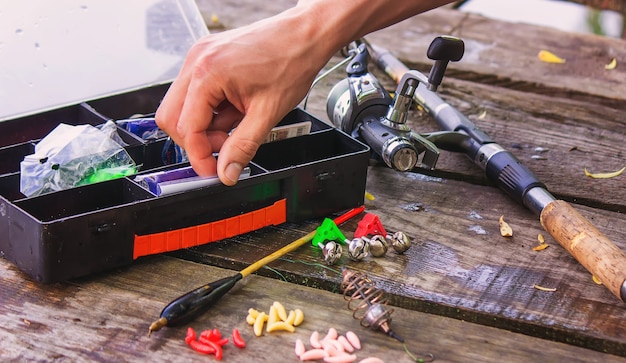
148 317 168 336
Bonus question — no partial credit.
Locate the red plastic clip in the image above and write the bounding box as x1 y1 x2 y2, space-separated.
354 213 387 238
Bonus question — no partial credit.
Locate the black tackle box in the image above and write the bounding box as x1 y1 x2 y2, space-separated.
0 1 369 283
0 82 370 283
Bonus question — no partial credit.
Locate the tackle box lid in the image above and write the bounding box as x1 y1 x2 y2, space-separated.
0 0 208 122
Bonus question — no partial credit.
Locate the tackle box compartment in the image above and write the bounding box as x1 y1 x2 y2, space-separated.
0 0 369 283
0 85 370 283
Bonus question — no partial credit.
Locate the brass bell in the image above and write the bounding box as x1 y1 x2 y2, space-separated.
348 237 370 261
390 231 411 254
322 241 342 265
366 235 388 257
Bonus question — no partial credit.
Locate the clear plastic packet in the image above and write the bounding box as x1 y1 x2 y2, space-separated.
20 121 137 197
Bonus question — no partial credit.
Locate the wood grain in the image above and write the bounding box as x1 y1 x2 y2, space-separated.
366 7 626 110
2 1 626 361
2 256 625 363
176 1 626 356
175 166 626 356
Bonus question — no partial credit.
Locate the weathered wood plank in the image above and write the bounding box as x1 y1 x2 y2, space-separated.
1 1 624 362
195 0 295 29
431 78 626 210
177 1 626 357
366 7 626 109
173 166 626 356
1 255 625 362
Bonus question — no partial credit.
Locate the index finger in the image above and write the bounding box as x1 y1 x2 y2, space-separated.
176 67 227 176
155 73 192 143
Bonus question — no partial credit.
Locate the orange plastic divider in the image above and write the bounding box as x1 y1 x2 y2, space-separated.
133 199 287 259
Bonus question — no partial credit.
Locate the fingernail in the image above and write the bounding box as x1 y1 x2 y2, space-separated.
224 162 243 185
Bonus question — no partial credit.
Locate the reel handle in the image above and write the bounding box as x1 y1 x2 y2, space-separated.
426 35 464 92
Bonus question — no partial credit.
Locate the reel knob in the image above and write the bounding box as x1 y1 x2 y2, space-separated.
426 35 464 92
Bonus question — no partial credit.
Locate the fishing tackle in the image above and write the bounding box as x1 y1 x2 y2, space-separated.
341 268 435 362
340 268 402 342
347 237 370 261
328 36 626 303
320 241 343 265
351 213 412 258
312 218 350 264
363 235 388 258
148 206 364 335
389 231 411 254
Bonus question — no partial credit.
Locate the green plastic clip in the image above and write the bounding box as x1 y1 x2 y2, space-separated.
312 218 347 247
312 218 348 247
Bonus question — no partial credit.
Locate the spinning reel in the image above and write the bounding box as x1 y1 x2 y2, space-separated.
326 36 464 172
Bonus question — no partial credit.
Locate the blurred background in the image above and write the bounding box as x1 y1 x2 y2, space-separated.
454 0 625 38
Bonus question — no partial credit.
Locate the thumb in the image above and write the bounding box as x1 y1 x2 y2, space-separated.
216 110 276 186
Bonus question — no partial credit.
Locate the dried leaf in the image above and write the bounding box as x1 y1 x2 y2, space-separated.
532 244 549 251
584 166 625 179
533 284 556 292
537 234 545 244
477 110 487 120
364 191 375 201
591 275 603 285
538 50 566 64
605 58 617 70
499 215 513 237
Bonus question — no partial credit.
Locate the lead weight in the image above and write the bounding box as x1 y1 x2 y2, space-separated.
390 231 411 254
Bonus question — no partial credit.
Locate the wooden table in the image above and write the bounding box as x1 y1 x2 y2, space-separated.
2 1 626 362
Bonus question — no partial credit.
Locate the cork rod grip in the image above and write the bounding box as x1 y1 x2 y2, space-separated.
540 200 626 301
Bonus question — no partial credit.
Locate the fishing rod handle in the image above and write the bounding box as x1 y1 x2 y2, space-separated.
541 200 626 301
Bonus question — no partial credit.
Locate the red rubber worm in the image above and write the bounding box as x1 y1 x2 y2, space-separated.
232 328 246 348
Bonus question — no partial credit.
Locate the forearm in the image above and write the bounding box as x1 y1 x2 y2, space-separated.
293 0 454 59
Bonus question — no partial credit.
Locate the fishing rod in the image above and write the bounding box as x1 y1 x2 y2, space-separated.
148 205 364 335
325 36 626 302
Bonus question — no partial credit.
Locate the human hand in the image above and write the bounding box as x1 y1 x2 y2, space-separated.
155 8 334 186
156 0 452 186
